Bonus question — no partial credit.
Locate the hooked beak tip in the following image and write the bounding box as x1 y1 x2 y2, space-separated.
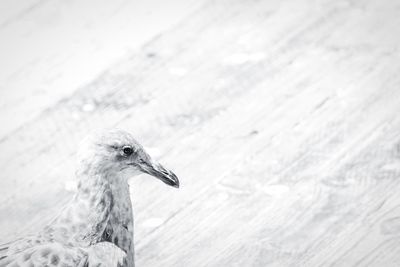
171 177 180 188
162 171 180 188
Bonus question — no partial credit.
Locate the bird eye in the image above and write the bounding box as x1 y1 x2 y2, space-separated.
122 146 134 156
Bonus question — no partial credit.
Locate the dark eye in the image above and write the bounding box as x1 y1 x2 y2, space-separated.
122 146 133 156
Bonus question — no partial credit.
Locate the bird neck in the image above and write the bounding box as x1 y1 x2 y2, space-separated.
77 170 134 238
49 170 134 252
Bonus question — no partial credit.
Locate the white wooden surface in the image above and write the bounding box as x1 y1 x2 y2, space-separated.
1 0 400 266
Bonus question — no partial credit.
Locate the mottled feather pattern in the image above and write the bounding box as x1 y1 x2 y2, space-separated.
0 130 179 267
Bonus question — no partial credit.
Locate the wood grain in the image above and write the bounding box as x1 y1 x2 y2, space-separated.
1 0 400 266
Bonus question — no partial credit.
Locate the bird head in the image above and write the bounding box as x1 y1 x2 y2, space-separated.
77 129 179 188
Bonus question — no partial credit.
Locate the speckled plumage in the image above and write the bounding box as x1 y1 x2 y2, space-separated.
0 130 179 267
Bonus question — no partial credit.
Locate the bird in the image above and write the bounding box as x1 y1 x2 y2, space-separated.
0 129 179 267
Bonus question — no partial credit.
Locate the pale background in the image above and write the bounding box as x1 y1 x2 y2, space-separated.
1 0 400 266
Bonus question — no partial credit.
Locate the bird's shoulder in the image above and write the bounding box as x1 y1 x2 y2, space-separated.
0 236 127 267
0 233 88 267
0 237 89 266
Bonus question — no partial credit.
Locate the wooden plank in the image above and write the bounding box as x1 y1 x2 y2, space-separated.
0 0 206 138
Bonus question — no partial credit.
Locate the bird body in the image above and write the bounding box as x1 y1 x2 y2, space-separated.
0 130 179 266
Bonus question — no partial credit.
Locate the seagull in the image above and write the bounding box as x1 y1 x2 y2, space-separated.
0 129 179 267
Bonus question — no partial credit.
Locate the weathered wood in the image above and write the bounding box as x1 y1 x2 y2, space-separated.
1 0 400 266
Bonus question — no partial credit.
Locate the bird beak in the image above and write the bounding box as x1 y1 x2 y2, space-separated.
138 159 180 188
